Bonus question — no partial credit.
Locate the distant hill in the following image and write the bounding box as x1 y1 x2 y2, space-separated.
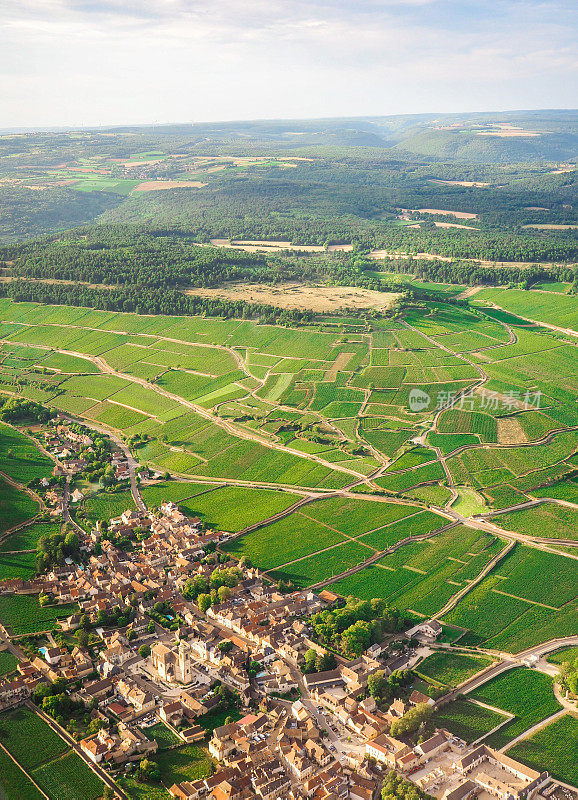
96 110 578 162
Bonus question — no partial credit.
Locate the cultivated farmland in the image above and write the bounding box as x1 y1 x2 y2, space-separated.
417 651 494 688
469 668 561 749
0 594 78 635
508 714 578 787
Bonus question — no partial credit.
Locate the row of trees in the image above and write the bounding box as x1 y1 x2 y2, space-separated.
364 254 577 288
0 279 316 324
559 653 578 695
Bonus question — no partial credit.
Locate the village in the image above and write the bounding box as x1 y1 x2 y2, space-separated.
0 435 572 800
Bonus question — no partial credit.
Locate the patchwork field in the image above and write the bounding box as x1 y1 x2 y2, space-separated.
330 525 501 616
0 707 105 800
469 668 561 749
492 503 578 540
475 288 578 331
223 495 446 579
0 292 576 659
508 714 578 787
443 543 578 650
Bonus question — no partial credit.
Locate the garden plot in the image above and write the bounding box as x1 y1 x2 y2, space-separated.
0 594 78 635
0 521 61 553
433 698 508 742
417 651 494 687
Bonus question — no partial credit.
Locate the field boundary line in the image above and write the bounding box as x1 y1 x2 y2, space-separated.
489 588 559 610
467 699 515 746
306 521 457 589
433 538 516 620
500 708 568 753
29 702 126 799
0 739 50 799
5 336 370 479
480 302 578 339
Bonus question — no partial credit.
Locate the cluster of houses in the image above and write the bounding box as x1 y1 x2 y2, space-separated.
169 705 382 800
36 419 133 514
0 492 558 800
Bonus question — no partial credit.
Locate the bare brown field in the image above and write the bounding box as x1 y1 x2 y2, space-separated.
209 239 325 253
327 244 354 252
324 352 355 382
122 159 164 167
475 129 541 137
190 156 313 165
428 179 490 188
456 287 483 300
184 282 400 313
433 221 480 230
497 417 529 444
368 251 453 262
367 251 575 269
550 165 575 174
133 180 207 191
523 224 578 230
524 206 550 211
416 208 478 219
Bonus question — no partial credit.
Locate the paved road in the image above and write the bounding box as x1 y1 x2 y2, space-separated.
438 635 578 703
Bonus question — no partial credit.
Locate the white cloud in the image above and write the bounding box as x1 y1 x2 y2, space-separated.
0 0 576 126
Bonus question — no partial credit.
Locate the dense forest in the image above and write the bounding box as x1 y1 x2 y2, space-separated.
0 113 576 250
1 227 574 297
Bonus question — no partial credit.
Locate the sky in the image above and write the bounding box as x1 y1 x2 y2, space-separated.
1 0 577 128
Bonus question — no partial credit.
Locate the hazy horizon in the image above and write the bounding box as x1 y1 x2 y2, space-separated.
2 0 577 129
2 107 578 137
